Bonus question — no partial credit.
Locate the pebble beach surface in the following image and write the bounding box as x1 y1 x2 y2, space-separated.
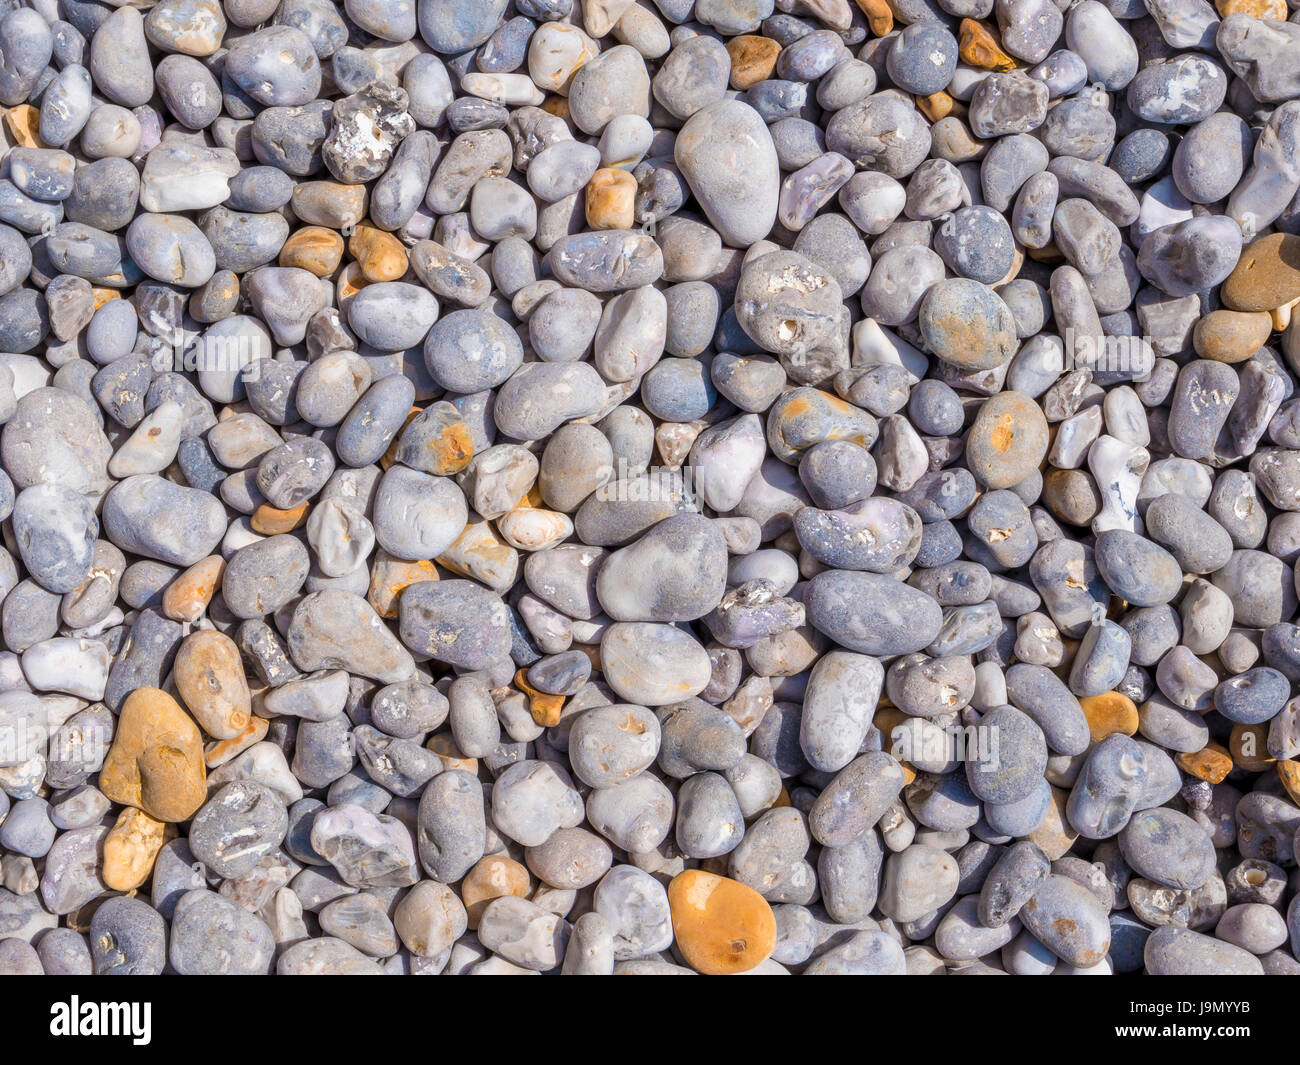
0 0 1299 977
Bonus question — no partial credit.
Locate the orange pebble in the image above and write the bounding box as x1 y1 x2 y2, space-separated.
667 870 777 975
251 500 310 534
726 35 781 89
1178 742 1234 784
279 226 345 276
1078 691 1139 743
959 18 1017 71
162 555 225 622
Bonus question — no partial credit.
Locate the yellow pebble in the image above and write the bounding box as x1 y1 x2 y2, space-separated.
1078 691 1139 742
853 0 893 35
251 500 310 534
959 18 1017 71
1215 0 1286 16
461 856 531 928
102 807 174 892
349 224 410 283
725 35 781 90
514 668 566 727
5 105 43 147
667 870 777 975
162 555 225 623
585 168 637 230
279 226 345 276
1178 741 1234 784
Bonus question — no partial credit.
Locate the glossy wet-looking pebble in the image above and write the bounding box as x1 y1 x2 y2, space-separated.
0 0 1299 979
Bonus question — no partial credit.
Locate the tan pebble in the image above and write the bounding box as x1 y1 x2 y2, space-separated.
1028 785 1077 860
585 168 636 230
173 629 252 740
1178 741 1234 784
1221 233 1300 312
1229 722 1274 773
461 855 531 929
726 35 781 90
1192 309 1273 362
1078 691 1139 742
205 713 270 768
162 554 224 622
102 807 174 892
425 733 476 775
667 869 777 975
496 506 573 551
6 105 43 148
291 181 368 229
916 91 954 122
98 687 207 823
279 226 345 276
251 500 310 534
349 224 409 283
541 95 571 119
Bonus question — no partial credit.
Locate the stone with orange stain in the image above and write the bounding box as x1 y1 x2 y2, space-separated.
585 167 636 230
251 500 309 534
1178 741 1234 784
367 551 439 618
102 806 174 892
767 386 878 463
1230 722 1274 772
279 226 345 276
161 554 224 622
173 629 252 740
92 287 121 311
667 869 777 974
461 855 531 928
99 687 208 823
205 713 269 768
389 401 474 476
726 35 780 89
349 224 409 282
1079 691 1138 742
6 105 44 148
966 390 1050 489
959 19 1017 71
